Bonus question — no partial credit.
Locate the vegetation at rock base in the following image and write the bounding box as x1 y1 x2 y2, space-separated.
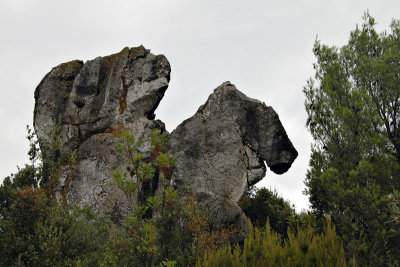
304 11 400 266
0 125 345 267
1 126 347 267
0 128 240 266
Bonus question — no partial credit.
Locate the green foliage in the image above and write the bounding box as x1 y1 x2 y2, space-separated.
304 12 400 265
0 126 113 266
388 189 400 232
239 187 295 238
2 126 241 266
386 190 400 251
197 218 355 267
112 128 177 217
112 129 171 205
0 186 114 266
6 125 352 266
111 129 176 266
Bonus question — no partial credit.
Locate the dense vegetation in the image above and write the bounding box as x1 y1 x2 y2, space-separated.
304 11 400 266
198 218 354 267
0 129 345 267
1 12 400 266
0 128 239 266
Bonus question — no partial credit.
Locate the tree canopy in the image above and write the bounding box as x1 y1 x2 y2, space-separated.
304 12 400 266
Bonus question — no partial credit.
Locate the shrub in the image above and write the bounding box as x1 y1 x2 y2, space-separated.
197 218 356 267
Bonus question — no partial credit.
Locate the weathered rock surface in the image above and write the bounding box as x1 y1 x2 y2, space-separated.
60 118 165 223
169 81 298 234
34 46 170 151
34 46 170 223
33 46 297 234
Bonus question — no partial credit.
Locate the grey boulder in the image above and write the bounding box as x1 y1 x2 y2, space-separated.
169 81 298 235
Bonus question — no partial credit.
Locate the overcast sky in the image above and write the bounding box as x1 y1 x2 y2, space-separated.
1 0 399 211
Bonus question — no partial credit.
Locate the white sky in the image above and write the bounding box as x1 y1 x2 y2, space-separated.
1 0 399 211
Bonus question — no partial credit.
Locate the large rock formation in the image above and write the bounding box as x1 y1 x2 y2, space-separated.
169 81 297 234
33 46 297 232
34 46 170 223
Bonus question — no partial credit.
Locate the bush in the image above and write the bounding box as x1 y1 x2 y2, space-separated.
239 187 295 238
197 218 355 267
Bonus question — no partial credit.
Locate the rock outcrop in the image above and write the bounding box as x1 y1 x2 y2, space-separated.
33 46 297 233
169 81 297 234
34 46 170 223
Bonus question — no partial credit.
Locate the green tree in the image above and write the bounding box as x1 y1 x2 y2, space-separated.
0 173 116 266
304 12 400 266
386 189 400 251
239 187 295 238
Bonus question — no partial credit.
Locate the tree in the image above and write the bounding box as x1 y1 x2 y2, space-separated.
304 12 400 266
239 187 295 238
387 190 400 241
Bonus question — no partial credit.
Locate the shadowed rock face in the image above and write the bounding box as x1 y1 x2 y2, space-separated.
33 47 297 233
169 81 297 234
